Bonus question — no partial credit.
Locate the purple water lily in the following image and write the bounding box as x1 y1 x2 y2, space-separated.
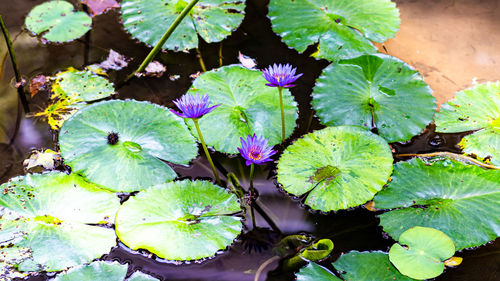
238 135 277 166
262 63 303 88
170 93 221 119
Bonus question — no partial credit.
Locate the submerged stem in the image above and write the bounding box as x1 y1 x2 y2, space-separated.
0 14 29 113
196 48 207 72
193 118 221 185
218 42 223 67
395 152 500 170
122 0 200 84
278 87 285 142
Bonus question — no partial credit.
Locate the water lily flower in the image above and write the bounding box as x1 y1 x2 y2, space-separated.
238 134 277 166
262 63 303 88
170 93 221 119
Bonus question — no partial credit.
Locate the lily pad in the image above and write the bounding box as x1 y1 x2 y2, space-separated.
0 172 119 274
312 54 436 142
52 261 160 281
268 0 400 61
186 65 298 154
296 262 341 281
52 67 115 102
374 157 500 250
25 0 92 43
277 126 393 212
334 251 415 281
389 227 455 280
434 82 500 165
115 180 242 261
34 67 115 130
121 0 245 51
59 100 198 192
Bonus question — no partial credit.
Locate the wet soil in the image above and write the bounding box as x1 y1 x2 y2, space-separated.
0 0 499 280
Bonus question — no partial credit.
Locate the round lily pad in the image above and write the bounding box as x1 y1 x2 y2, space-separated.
52 68 115 102
389 227 455 280
435 82 500 165
25 0 92 43
269 0 400 61
115 180 242 261
121 0 245 51
186 65 298 154
277 126 393 212
374 157 500 250
296 262 341 281
59 100 198 192
312 54 436 142
334 251 414 281
52 261 159 281
0 172 120 274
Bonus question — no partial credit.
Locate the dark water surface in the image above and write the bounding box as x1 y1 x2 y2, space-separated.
1 0 498 280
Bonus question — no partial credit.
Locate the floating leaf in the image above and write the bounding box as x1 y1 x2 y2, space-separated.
25 0 92 43
51 67 115 102
374 157 500 250
115 180 242 261
334 251 415 281
295 262 341 281
52 261 160 281
33 67 115 130
268 0 400 61
0 172 119 274
98 49 131 71
59 100 198 192
186 65 298 154
81 0 120 17
121 0 245 51
389 227 455 280
29 74 48 97
53 261 127 281
277 126 393 212
23 149 60 171
434 82 500 165
312 54 436 142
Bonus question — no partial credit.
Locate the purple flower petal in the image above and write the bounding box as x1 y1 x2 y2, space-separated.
170 93 220 119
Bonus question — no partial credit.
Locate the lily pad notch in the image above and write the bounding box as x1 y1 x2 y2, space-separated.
269 0 400 61
277 126 393 212
115 180 243 261
25 0 92 43
59 100 199 192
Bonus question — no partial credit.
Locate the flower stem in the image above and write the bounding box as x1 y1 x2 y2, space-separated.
249 163 255 189
0 14 29 113
122 0 199 85
278 87 285 142
193 118 221 185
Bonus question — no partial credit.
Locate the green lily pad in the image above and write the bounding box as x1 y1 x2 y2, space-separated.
25 0 92 43
115 180 242 261
52 261 160 281
186 65 298 154
389 227 455 280
434 82 500 165
374 157 500 250
0 172 119 274
268 0 400 61
277 126 393 212
121 0 245 51
296 262 341 281
312 54 436 142
334 251 415 281
52 67 115 102
59 100 198 192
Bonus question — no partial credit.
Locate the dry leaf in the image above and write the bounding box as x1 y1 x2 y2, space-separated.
23 149 60 171
81 0 120 17
99 49 131 71
144 61 166 77
238 51 257 69
29 75 48 97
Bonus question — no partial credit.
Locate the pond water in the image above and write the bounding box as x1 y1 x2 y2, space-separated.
1 0 499 280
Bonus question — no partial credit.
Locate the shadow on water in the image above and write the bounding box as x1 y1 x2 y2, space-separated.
0 0 498 280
